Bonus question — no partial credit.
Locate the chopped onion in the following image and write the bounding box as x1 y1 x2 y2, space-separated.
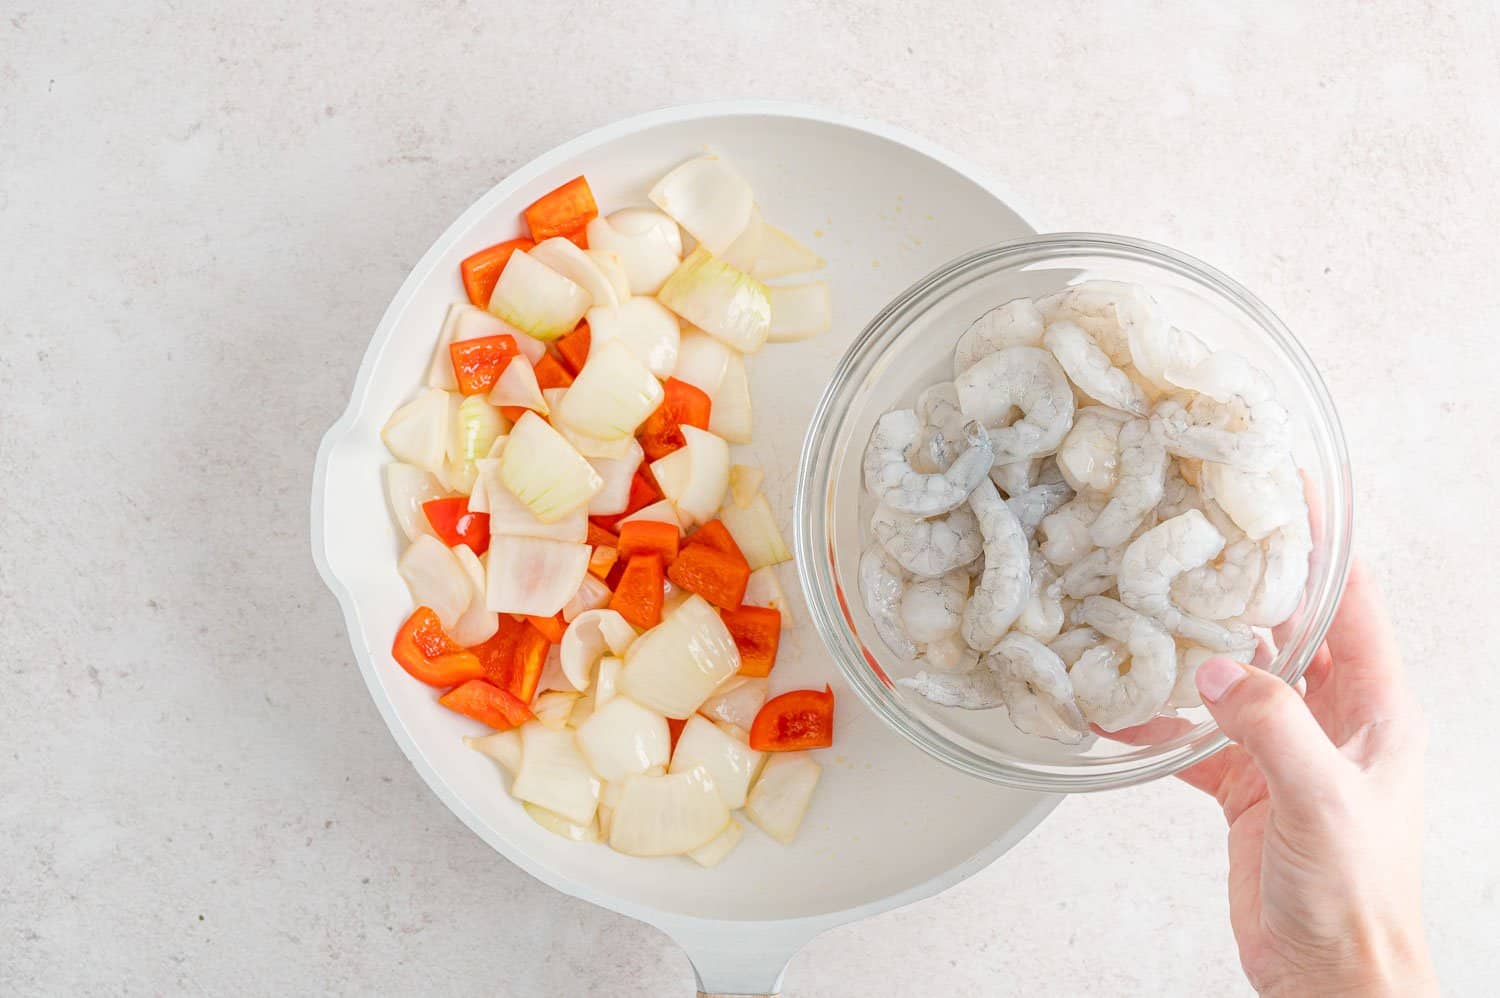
750 223 824 279
569 692 596 727
586 439 644 516
575 695 671 781
619 499 688 532
708 350 752 443
658 248 770 353
428 303 528 390
586 248 632 302
607 767 730 857
467 457 502 514
562 574 613 622
585 208 682 295
397 534 471 629
742 566 794 627
744 752 820 845
669 715 764 809
542 387 568 412
384 463 446 541
448 544 500 646
648 156 754 255
728 463 763 508
719 493 791 570
511 724 600 826
560 609 637 692
586 298 681 377
687 818 743 868
767 282 832 342
488 249 591 342
527 236 619 308
444 394 507 494
498 411 602 522
466 728 521 775
524 801 599 842
650 426 729 525
621 595 740 718
556 339 664 441
718 204 766 274
487 354 549 414
555 419 641 460
481 462 587 542
595 656 623 709
485 535 590 616
533 690 581 730
537 645 569 695
671 328 733 395
699 675 769 730
381 388 450 473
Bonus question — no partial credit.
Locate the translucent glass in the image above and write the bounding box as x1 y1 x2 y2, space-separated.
795 233 1352 792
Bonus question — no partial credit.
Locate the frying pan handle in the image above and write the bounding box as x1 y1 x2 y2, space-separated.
667 923 812 996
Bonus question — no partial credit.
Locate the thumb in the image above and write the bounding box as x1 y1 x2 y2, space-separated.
1196 657 1345 801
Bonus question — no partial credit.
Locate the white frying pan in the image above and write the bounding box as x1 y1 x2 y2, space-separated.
311 101 1060 996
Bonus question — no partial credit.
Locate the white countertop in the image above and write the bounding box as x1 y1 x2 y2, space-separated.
5 2 1497 994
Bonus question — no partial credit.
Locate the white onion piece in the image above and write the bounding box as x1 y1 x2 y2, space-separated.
536 645 569 695
445 394 506 495
742 566 794 627
718 204 765 274
729 464 763 508
648 156 754 255
448 544 500 646
669 715 764 809
487 354 549 414
658 248 770 353
608 767 730 857
527 236 619 308
524 802 599 842
586 249 631 302
481 463 587 542
488 249 590 342
594 656 623 709
556 339 664 442
384 463 446 541
397 534 471 629
465 729 521 775
381 388 450 473
586 439 644 516
751 223 824 279
621 595 740 718
651 426 729 526
619 500 687 532
744 752 821 845
555 418 641 460
576 695 671 782
671 328 733 396
485 535 590 616
699 676 769 730
533 690 581 730
560 609 638 692
498 412 602 522
687 818 743 868
562 574 612 623
662 579 692 617
428 303 527 390
512 724 600 826
708 350 752 443
586 298 681 377
467 457 502 514
585 209 682 296
542 387 568 412
767 282 832 342
718 493 791 570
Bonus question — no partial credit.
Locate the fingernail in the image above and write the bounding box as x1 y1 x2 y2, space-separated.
1197 658 1247 703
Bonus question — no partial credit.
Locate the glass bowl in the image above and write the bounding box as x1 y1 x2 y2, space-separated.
794 233 1352 792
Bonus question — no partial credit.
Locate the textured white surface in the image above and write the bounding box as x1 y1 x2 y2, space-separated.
3 2 1497 995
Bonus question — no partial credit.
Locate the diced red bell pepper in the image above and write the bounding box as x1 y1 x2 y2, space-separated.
666 542 749 611
524 176 598 243
422 498 491 555
555 323 591 376
449 334 519 396
391 607 486 687
533 353 574 390
637 378 713 461
749 686 835 751
469 618 546 704
587 521 620 549
439 679 534 730
589 472 663 533
667 716 687 753
617 519 680 564
460 238 532 310
523 613 567 644
686 519 746 566
609 554 665 630
587 544 618 580
721 606 781 678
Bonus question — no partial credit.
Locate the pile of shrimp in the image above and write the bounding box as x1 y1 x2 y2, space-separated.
858 282 1311 741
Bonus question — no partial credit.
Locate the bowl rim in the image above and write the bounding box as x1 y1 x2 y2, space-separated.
794 230 1354 792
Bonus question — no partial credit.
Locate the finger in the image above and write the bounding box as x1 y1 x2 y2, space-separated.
1302 641 1334 694
1100 714 1230 797
1323 558 1410 721
1196 657 1347 805
1272 470 1323 649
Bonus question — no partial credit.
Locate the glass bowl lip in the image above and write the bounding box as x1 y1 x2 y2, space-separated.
793 231 1354 793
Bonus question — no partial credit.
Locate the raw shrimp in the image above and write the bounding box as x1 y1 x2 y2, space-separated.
1040 492 1108 567
954 347 1076 464
1006 480 1075 537
1173 534 1264 620
1241 504 1312 627
1201 456 1301 540
991 458 1040 497
1014 553 1066 642
1155 462 1202 520
1071 596 1178 731
960 478 1031 652
901 570 968 643
898 667 1004 709
1169 641 1254 709
863 409 995 516
859 545 916 659
1089 418 1168 547
1059 543 1126 599
990 633 1089 743
923 632 980 672
1116 510 1257 652
1130 321 1211 394
1037 280 1142 366
1048 626 1107 668
1044 320 1149 416
914 382 967 472
871 503 983 578
952 298 1045 377
1155 350 1290 472
1056 406 1131 494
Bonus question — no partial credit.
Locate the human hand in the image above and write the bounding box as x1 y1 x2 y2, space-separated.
1182 560 1437 996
